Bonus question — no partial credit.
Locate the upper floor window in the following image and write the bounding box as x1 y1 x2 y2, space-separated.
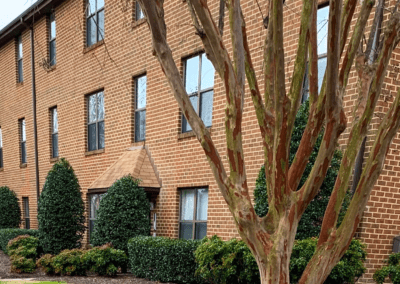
302 4 329 102
0 128 3 169
20 119 27 164
51 108 59 158
49 13 56 66
135 1 144 21
87 91 105 151
17 36 23 83
182 53 215 133
179 188 208 240
134 75 146 142
86 0 104 46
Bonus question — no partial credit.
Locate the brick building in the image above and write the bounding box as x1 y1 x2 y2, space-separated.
0 0 399 282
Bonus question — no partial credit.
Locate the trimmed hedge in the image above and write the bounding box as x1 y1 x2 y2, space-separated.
38 158 85 254
0 186 21 229
128 236 203 284
373 252 400 284
91 176 150 252
7 235 40 273
0 229 39 253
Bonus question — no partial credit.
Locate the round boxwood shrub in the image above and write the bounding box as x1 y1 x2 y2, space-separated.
90 175 151 252
254 100 351 239
0 186 21 229
38 158 85 255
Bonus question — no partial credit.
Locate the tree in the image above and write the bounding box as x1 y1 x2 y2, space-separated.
0 186 21 229
38 158 85 254
90 176 150 253
137 0 400 283
254 101 350 240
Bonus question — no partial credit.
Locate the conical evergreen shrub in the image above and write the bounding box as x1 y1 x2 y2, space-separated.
38 158 85 254
0 186 21 229
91 175 150 252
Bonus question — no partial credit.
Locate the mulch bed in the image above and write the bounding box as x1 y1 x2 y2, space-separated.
0 251 172 284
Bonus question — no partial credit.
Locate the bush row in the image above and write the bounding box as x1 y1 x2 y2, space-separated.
0 228 39 253
7 235 40 273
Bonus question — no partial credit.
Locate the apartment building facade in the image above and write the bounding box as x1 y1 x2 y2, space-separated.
0 0 399 282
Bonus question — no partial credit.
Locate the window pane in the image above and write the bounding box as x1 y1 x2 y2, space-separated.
24 198 30 217
88 95 97 123
18 60 23 82
18 37 23 59
196 188 208 221
200 54 214 90
88 123 97 151
136 2 144 20
87 16 97 46
136 76 147 109
88 0 96 15
50 16 56 39
181 96 198 133
179 223 193 240
98 10 105 41
200 90 213 127
181 189 195 221
98 121 105 149
185 56 199 94
318 57 327 93
195 223 207 239
90 194 101 219
0 148 3 168
135 110 146 142
317 6 329 55
52 133 58 158
97 92 105 120
25 218 30 229
50 40 56 66
21 142 26 164
0 128 2 147
21 120 26 142
97 0 104 9
52 108 58 133
89 219 95 238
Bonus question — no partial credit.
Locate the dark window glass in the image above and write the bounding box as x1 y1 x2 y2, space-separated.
49 13 56 66
134 75 146 142
182 54 215 133
0 128 3 168
17 36 23 83
87 92 105 151
89 193 106 242
86 0 105 46
179 188 208 240
23 197 30 229
20 119 27 164
51 108 58 158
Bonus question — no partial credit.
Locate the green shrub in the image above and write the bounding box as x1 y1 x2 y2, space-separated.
38 158 85 255
373 252 400 284
254 100 350 240
10 256 36 273
48 249 87 276
0 186 21 229
0 229 39 253
82 243 128 276
195 235 259 284
290 238 367 284
128 236 203 284
91 176 150 252
36 254 55 274
7 235 40 273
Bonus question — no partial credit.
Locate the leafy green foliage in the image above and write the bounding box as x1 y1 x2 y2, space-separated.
195 235 259 284
38 158 85 255
0 186 21 229
373 252 400 284
36 254 55 274
48 249 87 276
254 100 351 239
7 235 40 273
0 229 39 253
82 243 128 276
128 236 203 284
290 238 367 284
91 176 150 252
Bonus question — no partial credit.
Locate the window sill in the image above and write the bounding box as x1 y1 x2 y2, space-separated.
85 148 105 156
132 18 146 29
47 64 56 72
131 140 145 147
178 127 211 140
83 40 104 54
50 157 59 163
20 163 27 168
0 168 3 172
16 82 24 87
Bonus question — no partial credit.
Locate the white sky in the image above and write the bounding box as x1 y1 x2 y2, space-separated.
0 0 39 30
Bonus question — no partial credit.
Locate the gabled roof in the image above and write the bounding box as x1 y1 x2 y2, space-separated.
89 146 161 190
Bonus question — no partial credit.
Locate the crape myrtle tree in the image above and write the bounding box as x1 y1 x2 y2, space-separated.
138 0 400 283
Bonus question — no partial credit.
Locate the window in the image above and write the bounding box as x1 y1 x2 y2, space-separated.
0 128 3 169
17 36 23 83
302 4 329 102
49 13 56 66
51 108 58 158
182 53 215 133
135 1 144 21
23 197 30 229
134 75 146 142
87 91 105 151
86 0 105 46
20 119 27 164
179 188 208 240
89 193 106 240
